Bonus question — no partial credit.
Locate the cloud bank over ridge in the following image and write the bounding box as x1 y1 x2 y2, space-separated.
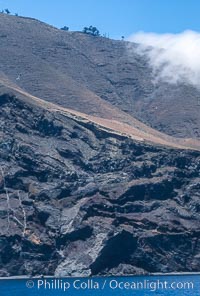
128 30 200 88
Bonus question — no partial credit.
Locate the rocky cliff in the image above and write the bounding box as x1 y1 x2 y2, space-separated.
0 91 200 276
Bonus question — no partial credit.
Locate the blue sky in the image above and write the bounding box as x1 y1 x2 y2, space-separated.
1 0 200 39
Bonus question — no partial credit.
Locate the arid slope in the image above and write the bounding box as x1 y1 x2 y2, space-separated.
0 14 200 139
1 80 200 150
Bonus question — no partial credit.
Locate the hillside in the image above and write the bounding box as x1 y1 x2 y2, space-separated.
0 14 200 277
0 13 200 140
1 80 200 150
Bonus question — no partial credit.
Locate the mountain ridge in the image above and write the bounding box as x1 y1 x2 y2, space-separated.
0 14 200 277
0 13 200 139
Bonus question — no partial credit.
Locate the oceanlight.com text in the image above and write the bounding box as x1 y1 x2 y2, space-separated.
26 278 194 292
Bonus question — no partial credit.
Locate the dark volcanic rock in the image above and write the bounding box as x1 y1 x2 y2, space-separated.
0 93 200 276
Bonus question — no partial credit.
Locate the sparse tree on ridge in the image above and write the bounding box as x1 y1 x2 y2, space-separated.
83 25 100 36
5 8 10 14
61 26 69 31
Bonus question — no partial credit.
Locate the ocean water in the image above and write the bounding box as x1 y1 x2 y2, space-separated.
0 275 199 296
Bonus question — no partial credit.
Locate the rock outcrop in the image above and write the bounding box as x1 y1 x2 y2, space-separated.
0 93 200 276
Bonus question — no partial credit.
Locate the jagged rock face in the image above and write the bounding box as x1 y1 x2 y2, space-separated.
0 93 200 276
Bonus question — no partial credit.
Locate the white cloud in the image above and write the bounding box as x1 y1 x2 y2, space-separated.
127 30 200 88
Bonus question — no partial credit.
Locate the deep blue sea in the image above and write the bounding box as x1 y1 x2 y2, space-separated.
0 275 199 296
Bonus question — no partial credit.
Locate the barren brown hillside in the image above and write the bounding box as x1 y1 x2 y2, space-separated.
0 14 200 139
1 79 200 151
0 14 200 276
